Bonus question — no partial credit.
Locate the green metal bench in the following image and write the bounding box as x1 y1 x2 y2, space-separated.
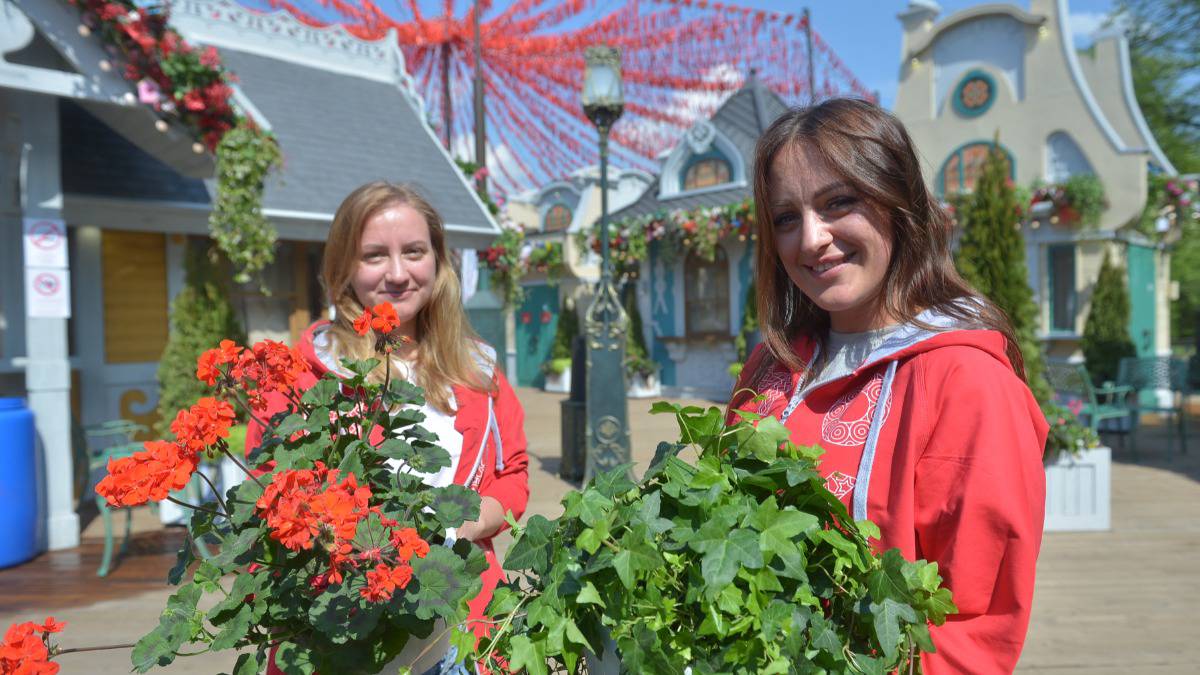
1117 356 1190 454
73 419 148 577
1044 361 1135 450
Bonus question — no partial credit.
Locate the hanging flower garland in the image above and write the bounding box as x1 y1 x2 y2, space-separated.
1134 174 1199 239
578 198 757 281
481 227 565 308
66 0 281 284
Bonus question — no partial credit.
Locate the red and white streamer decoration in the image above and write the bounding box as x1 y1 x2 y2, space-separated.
262 0 874 196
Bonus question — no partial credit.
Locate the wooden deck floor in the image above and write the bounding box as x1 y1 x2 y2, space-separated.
2 390 1198 673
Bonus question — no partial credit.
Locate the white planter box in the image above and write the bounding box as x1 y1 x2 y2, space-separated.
544 369 571 394
1044 446 1111 532
627 372 662 399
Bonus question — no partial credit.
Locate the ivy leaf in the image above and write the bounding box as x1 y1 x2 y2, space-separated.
576 581 606 608
504 515 555 572
430 484 482 529
870 598 919 660
577 489 614 527
752 497 820 556
867 549 916 605
699 528 763 590
507 635 549 675
590 465 637 498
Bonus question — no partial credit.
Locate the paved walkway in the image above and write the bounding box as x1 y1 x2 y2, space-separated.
1 388 1197 673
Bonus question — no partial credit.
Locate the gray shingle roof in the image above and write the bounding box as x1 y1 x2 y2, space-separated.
216 48 494 232
613 78 790 221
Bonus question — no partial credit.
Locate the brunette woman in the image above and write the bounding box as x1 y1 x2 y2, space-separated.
729 99 1047 674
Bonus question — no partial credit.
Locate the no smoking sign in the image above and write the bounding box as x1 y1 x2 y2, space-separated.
25 268 71 318
23 218 68 268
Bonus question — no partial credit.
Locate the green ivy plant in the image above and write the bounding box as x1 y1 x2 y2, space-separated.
476 402 956 674
210 122 282 286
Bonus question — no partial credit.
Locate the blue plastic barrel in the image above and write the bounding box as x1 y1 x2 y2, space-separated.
0 397 37 568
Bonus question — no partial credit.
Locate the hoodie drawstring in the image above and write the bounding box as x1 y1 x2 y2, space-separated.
852 360 898 522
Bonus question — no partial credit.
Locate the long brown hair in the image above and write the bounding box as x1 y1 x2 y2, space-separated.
749 98 1026 381
322 181 494 411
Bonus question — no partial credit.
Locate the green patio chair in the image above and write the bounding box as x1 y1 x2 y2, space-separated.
1044 361 1135 450
1117 356 1190 454
75 419 148 577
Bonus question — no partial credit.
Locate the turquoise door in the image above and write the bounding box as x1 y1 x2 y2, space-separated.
515 284 559 387
1127 244 1156 357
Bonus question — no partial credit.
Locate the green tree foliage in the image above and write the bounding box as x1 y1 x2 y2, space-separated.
155 248 246 437
1114 0 1200 174
954 139 1052 402
623 284 656 378
549 296 578 363
1081 252 1137 384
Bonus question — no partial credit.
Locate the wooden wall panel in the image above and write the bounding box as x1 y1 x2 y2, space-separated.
101 230 168 364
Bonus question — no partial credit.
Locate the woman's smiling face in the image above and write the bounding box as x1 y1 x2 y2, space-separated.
769 142 895 333
350 203 436 338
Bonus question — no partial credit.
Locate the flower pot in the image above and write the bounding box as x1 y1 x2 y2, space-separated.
544 368 571 394
626 371 661 398
1044 445 1111 532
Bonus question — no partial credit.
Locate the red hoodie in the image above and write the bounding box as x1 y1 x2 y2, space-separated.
730 318 1048 674
246 321 529 644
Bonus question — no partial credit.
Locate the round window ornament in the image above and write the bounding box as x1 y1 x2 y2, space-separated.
953 70 996 117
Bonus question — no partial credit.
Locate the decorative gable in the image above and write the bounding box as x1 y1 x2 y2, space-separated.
657 119 746 200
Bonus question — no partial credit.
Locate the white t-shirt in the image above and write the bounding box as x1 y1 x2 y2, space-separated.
312 329 464 487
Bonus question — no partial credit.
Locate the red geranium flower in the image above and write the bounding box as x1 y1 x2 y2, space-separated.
361 563 414 603
0 616 64 674
95 440 198 507
170 397 236 454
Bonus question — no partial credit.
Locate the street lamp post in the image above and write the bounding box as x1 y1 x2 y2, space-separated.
581 45 630 481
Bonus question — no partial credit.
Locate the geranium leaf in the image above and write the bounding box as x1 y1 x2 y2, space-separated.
131 583 203 672
209 603 253 651
411 546 479 621
430 484 481 529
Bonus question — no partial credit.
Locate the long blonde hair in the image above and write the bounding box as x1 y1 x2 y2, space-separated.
322 181 494 411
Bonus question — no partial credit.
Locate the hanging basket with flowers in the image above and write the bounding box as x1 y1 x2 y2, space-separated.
65 0 281 284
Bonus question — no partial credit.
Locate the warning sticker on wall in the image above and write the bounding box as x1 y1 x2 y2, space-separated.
25 267 71 318
23 218 68 269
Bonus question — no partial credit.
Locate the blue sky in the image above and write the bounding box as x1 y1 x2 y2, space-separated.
249 1 1121 110
742 0 1120 108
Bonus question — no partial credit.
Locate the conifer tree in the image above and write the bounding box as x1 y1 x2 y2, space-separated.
156 246 246 437
954 138 1052 402
1081 251 1137 384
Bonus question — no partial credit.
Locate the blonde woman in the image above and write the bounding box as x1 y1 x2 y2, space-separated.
249 181 529 674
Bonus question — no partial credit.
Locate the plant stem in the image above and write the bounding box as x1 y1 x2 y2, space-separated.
195 466 228 514
219 442 265 489
167 495 226 518
407 623 455 669
55 642 137 655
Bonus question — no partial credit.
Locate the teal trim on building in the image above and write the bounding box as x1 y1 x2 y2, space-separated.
648 243 677 386
952 69 997 118
1126 244 1156 356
